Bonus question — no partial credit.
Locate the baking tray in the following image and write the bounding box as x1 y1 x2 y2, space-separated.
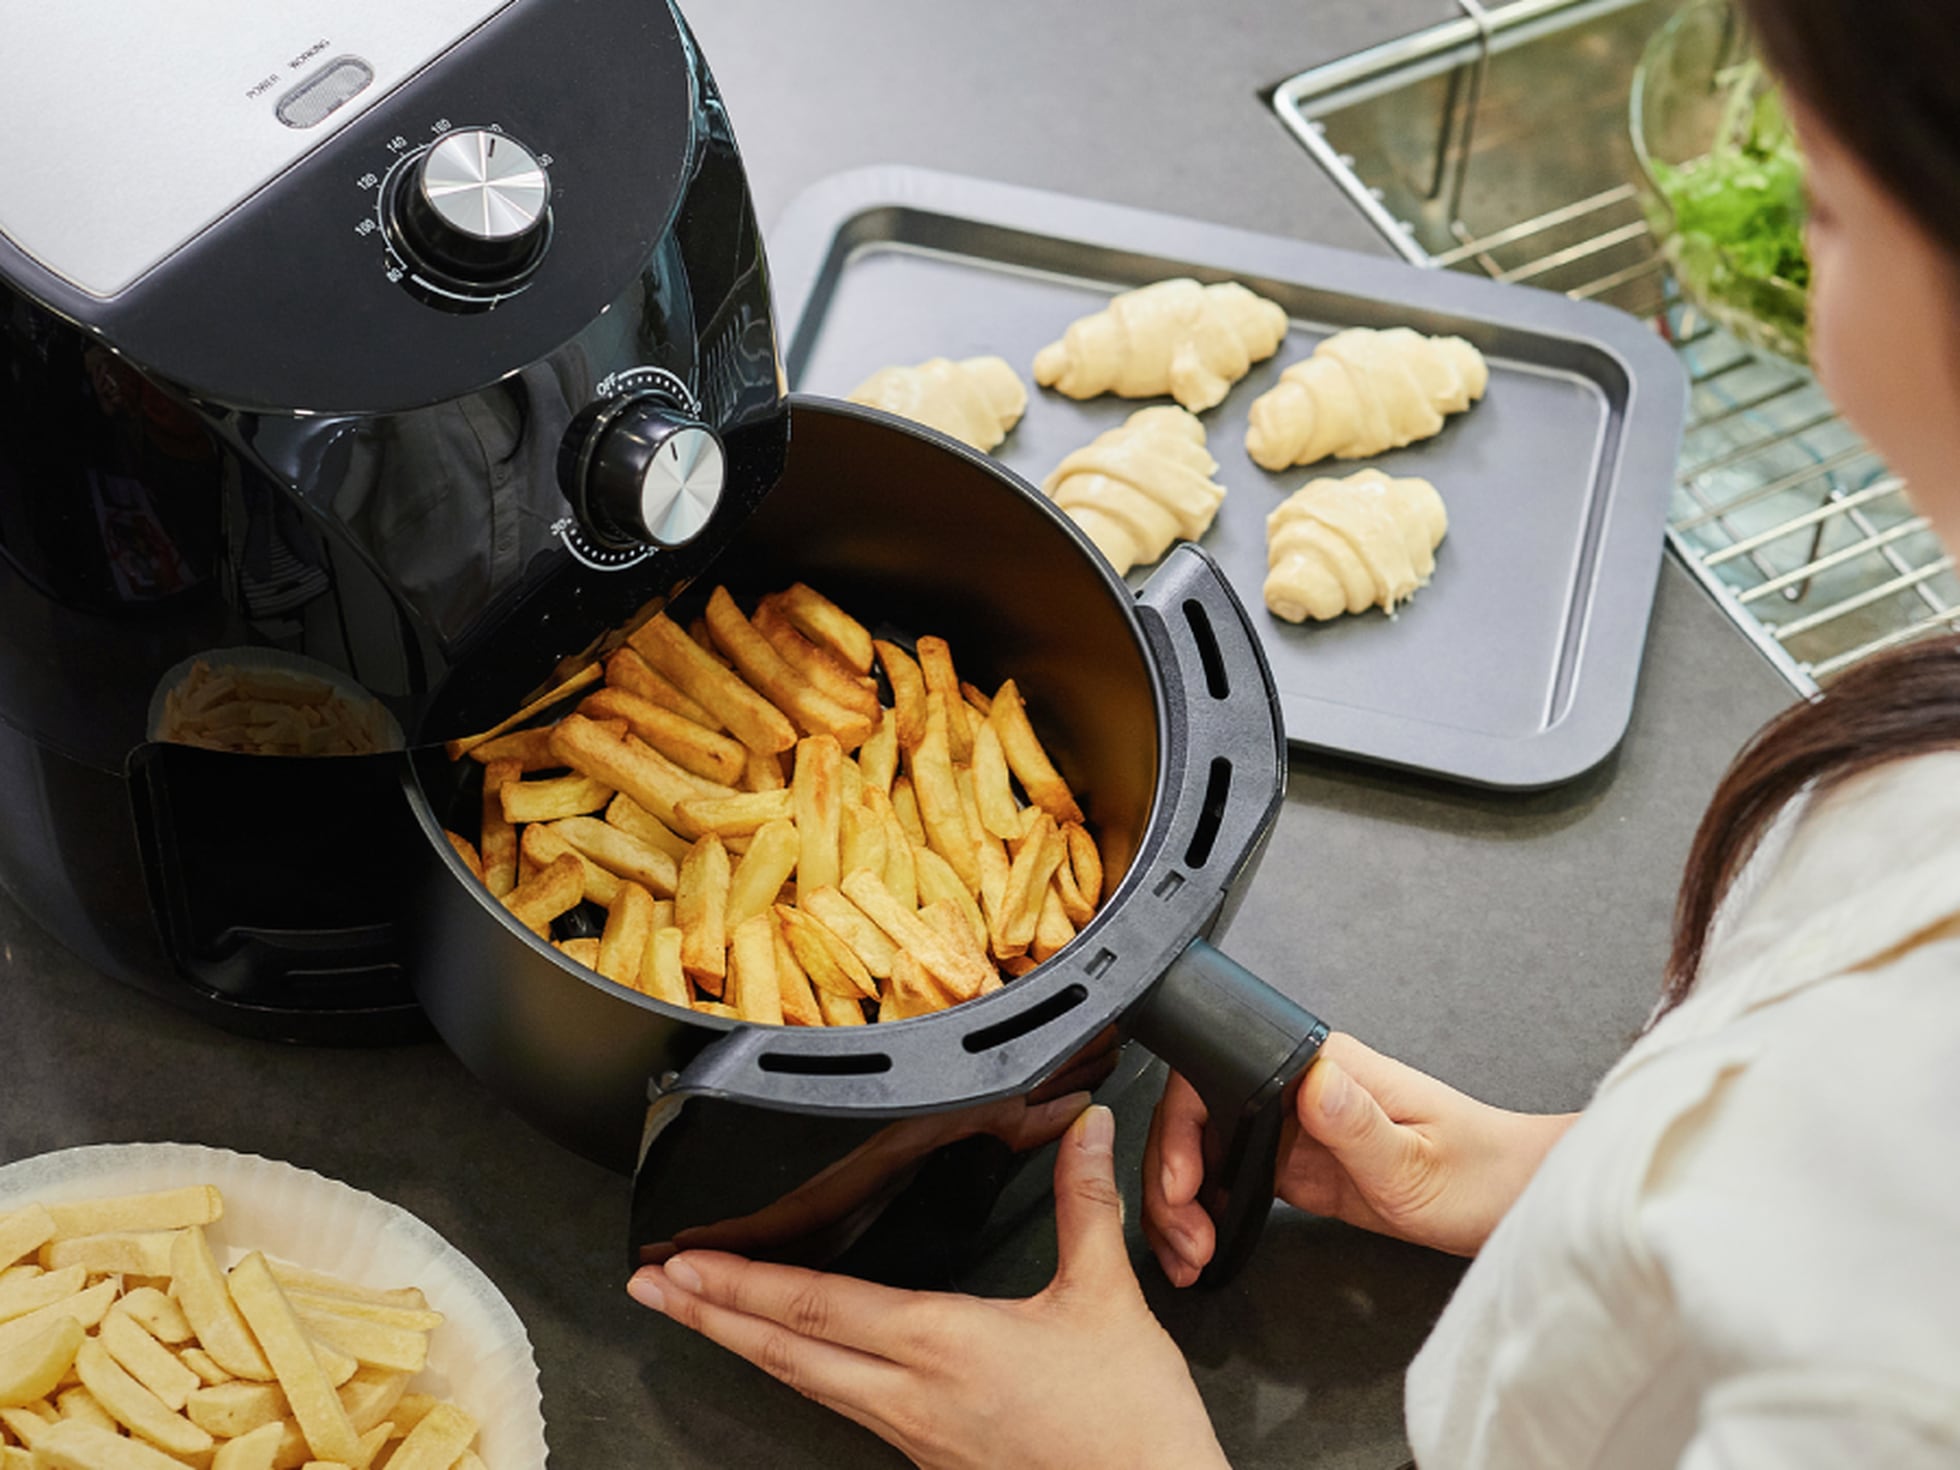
769 167 1687 789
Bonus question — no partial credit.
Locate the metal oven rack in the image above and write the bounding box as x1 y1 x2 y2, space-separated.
1272 0 1956 692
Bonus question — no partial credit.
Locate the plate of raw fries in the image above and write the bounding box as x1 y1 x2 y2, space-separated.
441 579 1107 1027
0 1144 546 1469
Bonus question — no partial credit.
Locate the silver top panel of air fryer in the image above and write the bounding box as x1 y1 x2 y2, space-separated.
0 0 516 298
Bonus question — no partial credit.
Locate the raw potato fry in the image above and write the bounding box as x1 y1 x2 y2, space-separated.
906 696 979 894
292 1312 425 1377
226 1254 360 1464
550 816 679 898
989 680 1085 824
169 1231 270 1382
43 1232 178 1279
792 736 844 895
53 1387 113 1433
0 1264 39 1284
45 1190 219 1242
499 853 585 939
856 710 898 795
0 1318 82 1410
775 906 877 1001
73 1337 212 1457
726 913 785 1026
0 1404 50 1449
675 835 731 993
97 1310 197 1412
0 1283 116 1360
639 927 691 1007
777 583 874 673
520 824 620 908
914 848 989 958
337 1370 407 1438
260 1269 423 1313
970 721 1024 842
213 1419 286 1470
874 641 928 749
442 832 485 884
799 887 899 981
1033 884 1075 962
30 1418 189 1470
629 613 796 754
604 794 691 862
180 1349 230 1387
707 588 869 747
1067 822 1104 907
914 637 973 764
478 760 520 899
442 662 601 760
672 789 792 839
890 777 926 847
842 870 993 1000
772 926 824 1027
579 686 746 785
753 599 880 718
378 1400 476 1470
0 1267 85 1327
498 771 614 825
604 646 720 731
727 821 800 932
551 716 727 837
187 1380 286 1438
558 937 601 968
596 882 657 987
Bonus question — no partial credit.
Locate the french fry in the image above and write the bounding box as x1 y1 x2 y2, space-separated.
595 883 657 988
792 735 844 895
73 1337 211 1457
913 847 988 958
259 1268 423 1312
1000 815 1067 956
672 789 793 839
441 832 485 885
499 853 585 938
627 613 796 754
905 695 979 894
726 820 800 932
557 936 601 972
0 1210 50 1273
225 1254 360 1464
549 816 678 898
841 871 993 1001
879 952 945 1022
376 1399 477 1470
0 1318 82 1412
956 767 1004 874
862 788 919 911
839 799 888 880
839 756 865 811
798 886 899 981
639 927 691 1007
550 716 727 837
97 1311 196 1413
53 1386 113 1434
741 749 787 792
816 988 867 1027
914 637 973 764
771 926 823 1027
28 1418 192 1470
520 824 619 907
46 1191 220 1243
167 1231 269 1383
970 721 1024 842
604 647 720 731
693 1000 741 1020
775 906 876 1001
921 899 988 976
960 681 994 717
0 1284 116 1361
498 771 615 825
776 583 874 673
460 724 562 771
1066 822 1104 907
337 1367 408 1436
443 663 601 761
211 1418 286 1470
753 598 880 718
706 588 870 747
675 836 731 994
292 1311 426 1376
874 641 928 749
42 1233 177 1279
186 1381 286 1439
477 759 521 898
989 680 1085 824
856 710 898 795
579 686 747 785
0 1267 85 1327
1052 838 1096 927
890 777 926 846
726 914 784 1026
604 794 692 862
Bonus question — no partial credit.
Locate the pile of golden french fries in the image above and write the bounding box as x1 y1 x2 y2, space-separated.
0 1187 484 1470
445 581 1104 1024
158 664 387 759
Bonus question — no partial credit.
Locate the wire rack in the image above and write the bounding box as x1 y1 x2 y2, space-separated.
1272 0 1957 692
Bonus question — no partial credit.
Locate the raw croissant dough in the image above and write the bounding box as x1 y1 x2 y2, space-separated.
1264 469 1448 623
847 356 1028 451
1042 407 1226 576
1033 278 1289 413
1245 327 1488 471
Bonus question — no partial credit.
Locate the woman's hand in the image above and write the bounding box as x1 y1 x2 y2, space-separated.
1144 1033 1577 1281
629 1106 1229 1470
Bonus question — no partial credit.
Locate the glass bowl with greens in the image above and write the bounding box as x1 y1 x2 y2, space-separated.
1631 0 1809 362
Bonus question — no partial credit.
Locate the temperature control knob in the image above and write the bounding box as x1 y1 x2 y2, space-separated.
389 128 551 289
561 397 726 549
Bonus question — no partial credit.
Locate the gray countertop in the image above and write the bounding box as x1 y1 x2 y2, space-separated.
0 2 1799 1466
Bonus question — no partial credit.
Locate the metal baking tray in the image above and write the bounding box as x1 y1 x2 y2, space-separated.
768 167 1686 789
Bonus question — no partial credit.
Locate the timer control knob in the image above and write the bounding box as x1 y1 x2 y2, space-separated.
561 397 726 549
389 128 551 288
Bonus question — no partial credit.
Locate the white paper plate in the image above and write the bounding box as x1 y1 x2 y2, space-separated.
0 1143 548 1467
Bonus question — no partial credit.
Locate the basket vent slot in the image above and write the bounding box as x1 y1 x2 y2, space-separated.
757 1050 892 1076
1183 599 1230 699
1183 758 1233 869
1086 949 1117 977
1153 870 1185 900
962 984 1088 1054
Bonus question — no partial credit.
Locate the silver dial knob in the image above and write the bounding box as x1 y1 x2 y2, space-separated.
566 398 727 549
391 128 552 288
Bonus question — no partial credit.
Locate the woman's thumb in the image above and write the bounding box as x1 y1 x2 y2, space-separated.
1297 1058 1411 1185
1050 1105 1136 1296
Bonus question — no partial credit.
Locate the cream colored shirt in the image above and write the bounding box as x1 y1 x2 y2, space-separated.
1406 751 1960 1467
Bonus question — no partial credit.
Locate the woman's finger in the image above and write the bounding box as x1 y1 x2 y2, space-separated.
644 1251 927 1359
1142 1073 1216 1284
1152 1072 1208 1209
1050 1106 1136 1298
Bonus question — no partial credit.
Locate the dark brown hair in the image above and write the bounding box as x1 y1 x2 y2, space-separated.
1664 0 1960 1008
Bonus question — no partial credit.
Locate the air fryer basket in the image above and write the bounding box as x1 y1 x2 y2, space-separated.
403 398 1326 1285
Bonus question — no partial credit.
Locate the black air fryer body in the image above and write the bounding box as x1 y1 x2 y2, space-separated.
0 0 785 1040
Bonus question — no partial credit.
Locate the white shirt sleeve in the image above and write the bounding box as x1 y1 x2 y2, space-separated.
1676 1370 1960 1469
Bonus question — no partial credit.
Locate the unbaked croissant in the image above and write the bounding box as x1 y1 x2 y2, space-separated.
1041 407 1225 576
847 356 1028 451
1264 469 1448 623
1033 279 1289 413
1245 327 1488 471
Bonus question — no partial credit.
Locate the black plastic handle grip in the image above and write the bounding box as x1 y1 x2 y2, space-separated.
1129 937 1329 1288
